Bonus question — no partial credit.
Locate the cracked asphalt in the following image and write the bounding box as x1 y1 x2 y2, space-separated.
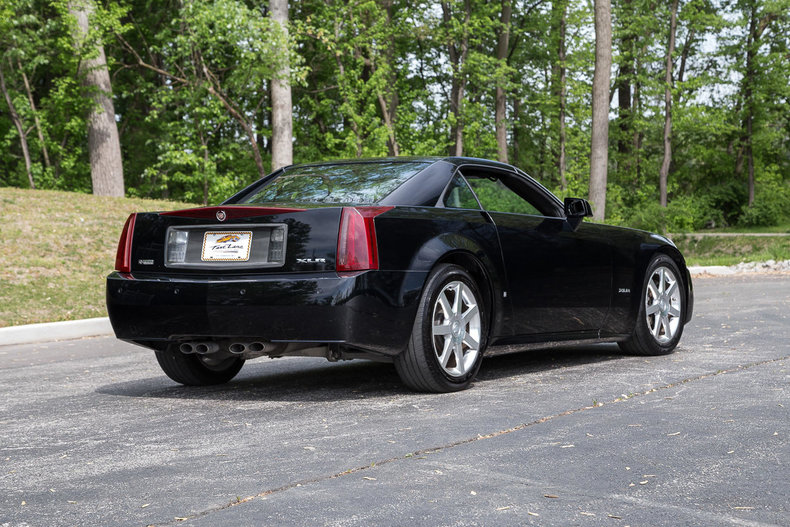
1 274 788 526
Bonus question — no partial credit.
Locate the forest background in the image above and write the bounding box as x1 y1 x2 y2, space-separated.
1 0 788 234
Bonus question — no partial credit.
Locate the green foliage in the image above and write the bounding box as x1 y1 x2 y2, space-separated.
624 195 722 233
739 170 790 227
0 0 787 222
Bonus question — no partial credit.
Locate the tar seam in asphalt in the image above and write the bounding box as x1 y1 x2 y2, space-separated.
154 354 789 527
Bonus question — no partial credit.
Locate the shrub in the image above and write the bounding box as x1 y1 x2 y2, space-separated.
623 195 714 233
738 177 790 228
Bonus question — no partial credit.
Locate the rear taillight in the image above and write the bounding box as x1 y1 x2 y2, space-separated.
114 213 137 272
336 206 393 272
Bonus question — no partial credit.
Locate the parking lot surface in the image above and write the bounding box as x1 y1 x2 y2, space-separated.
1 275 788 526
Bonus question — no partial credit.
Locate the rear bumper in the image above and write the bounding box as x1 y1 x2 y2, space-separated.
106 270 428 356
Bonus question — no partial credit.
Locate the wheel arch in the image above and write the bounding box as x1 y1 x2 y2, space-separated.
434 250 497 342
406 230 506 344
634 243 693 325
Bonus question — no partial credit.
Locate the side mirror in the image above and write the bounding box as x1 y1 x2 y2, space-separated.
564 197 593 218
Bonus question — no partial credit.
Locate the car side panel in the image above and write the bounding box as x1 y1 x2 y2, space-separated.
374 207 511 339
489 214 613 336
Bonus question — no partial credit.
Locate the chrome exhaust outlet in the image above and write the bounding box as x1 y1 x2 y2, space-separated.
179 343 196 354
229 343 247 355
194 342 220 355
248 342 265 353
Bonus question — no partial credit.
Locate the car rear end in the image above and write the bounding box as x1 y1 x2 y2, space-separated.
106 161 437 361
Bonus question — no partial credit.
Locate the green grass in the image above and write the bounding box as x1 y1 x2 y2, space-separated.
672 234 790 266
0 187 190 328
1 187 788 327
700 221 790 234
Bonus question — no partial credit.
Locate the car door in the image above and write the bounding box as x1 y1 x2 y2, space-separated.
460 166 613 338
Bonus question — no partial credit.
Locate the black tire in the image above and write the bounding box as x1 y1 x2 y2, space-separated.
395 264 487 392
155 346 245 386
619 254 686 356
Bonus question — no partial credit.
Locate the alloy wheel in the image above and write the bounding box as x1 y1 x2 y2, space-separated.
431 280 482 377
645 266 682 344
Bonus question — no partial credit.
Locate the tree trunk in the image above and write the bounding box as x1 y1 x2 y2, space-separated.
270 0 293 171
616 0 633 158
631 47 645 184
659 0 679 208
443 0 470 157
16 59 51 170
69 0 124 197
677 28 695 85
589 0 612 221
512 97 521 164
495 0 512 163
378 0 400 157
743 1 757 206
0 64 35 189
556 0 568 190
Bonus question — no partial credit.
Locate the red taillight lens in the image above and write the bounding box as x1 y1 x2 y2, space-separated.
336 206 393 272
114 213 137 273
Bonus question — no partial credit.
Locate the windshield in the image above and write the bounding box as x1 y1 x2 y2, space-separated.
237 162 429 205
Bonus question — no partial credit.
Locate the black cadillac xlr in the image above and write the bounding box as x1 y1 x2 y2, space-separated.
107 157 693 392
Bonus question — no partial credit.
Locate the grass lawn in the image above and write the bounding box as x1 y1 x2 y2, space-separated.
672 234 790 266
1 187 787 327
0 187 190 328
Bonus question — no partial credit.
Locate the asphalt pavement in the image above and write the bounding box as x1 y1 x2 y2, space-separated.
1 274 788 526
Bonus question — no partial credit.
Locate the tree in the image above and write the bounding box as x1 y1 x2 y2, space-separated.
659 0 680 207
589 0 612 221
68 0 124 197
0 63 34 188
734 0 785 207
494 0 512 163
552 0 568 189
271 0 293 170
442 0 471 156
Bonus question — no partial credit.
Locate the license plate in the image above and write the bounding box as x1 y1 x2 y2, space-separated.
201 231 253 262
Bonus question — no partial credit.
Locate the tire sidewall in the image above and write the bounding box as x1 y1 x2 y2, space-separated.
417 264 487 388
635 255 686 355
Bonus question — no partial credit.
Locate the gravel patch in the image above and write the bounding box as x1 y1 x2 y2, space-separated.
689 259 790 277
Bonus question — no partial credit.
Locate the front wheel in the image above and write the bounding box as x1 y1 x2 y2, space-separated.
156 346 245 386
395 264 486 392
619 255 686 356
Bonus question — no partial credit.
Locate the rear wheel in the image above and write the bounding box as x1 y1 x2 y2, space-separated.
619 255 685 356
395 264 486 392
156 346 245 386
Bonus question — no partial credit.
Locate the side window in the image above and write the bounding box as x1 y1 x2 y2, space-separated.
465 174 542 216
442 174 481 209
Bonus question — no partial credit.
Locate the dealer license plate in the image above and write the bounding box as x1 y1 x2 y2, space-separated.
201 231 253 262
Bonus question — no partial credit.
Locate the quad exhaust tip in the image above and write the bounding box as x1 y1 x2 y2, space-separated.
179 341 266 355
179 342 219 354
228 341 266 355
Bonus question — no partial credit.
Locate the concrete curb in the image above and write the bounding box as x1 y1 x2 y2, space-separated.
0 317 113 347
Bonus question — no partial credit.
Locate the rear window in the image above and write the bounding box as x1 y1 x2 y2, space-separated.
238 162 429 205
